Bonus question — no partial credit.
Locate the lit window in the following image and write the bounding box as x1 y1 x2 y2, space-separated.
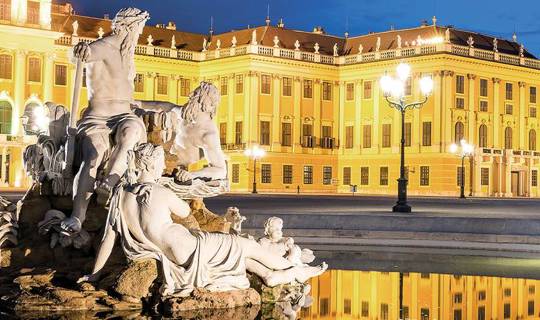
346 82 354 100
479 124 488 148
323 166 333 185
27 1 40 24
134 73 144 92
404 122 412 147
480 100 488 112
342 167 351 185
505 104 513 115
455 122 464 143
531 87 537 104
422 122 432 146
530 106 537 118
282 77 292 96
219 122 226 145
0 0 10 21
220 77 228 95
505 127 513 149
231 164 239 183
283 165 293 184
361 167 369 185
303 79 312 98
322 81 332 100
235 121 242 145
281 122 291 146
480 79 488 97
456 75 465 94
506 83 513 100
235 75 243 93
456 97 465 109
28 57 41 82
0 100 12 134
54 64 67 85
420 166 430 186
0 54 10 79
530 129 536 151
157 75 168 95
303 166 313 184
345 126 353 149
481 168 489 186
260 121 270 145
363 125 372 148
261 164 271 183
180 78 190 96
380 167 388 186
532 170 538 187
261 74 271 94
382 124 391 148
363 81 372 99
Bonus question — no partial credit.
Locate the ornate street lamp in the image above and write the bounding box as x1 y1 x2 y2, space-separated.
450 139 474 199
380 63 434 213
244 145 265 194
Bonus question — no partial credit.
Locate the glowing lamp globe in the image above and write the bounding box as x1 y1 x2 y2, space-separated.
419 76 434 96
449 143 458 154
396 63 411 81
380 74 393 95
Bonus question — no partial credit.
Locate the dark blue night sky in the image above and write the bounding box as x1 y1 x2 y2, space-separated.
68 0 540 56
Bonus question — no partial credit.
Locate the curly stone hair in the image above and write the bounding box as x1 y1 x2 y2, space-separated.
125 143 164 185
180 81 220 123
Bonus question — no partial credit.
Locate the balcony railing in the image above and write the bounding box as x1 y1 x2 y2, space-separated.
53 35 540 70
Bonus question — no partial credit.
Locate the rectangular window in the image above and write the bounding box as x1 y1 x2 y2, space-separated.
363 125 372 148
323 166 332 185
361 167 369 185
504 288 511 297
54 64 67 85
422 122 432 146
134 73 144 92
27 0 40 24
382 124 391 148
506 83 513 100
380 167 388 186
180 78 190 96
456 75 465 94
454 293 463 304
235 121 242 145
231 164 240 183
505 104 513 115
528 301 535 316
404 122 412 147
282 77 292 96
529 285 536 295
322 81 332 100
220 77 228 95
303 124 313 137
478 306 486 320
504 303 510 319
283 165 293 184
303 166 313 184
531 107 537 118
345 126 354 149
344 299 352 315
281 123 292 146
261 164 271 183
303 79 312 98
343 167 351 185
481 168 489 186
361 301 369 317
420 166 430 186
454 309 462 320
381 303 389 320
261 74 271 94
457 167 464 187
421 308 430 320
478 290 486 301
321 125 331 138
346 82 354 100
456 97 465 109
404 77 412 96
363 81 372 99
157 75 168 95
28 57 41 82
531 87 537 104
219 122 226 145
480 79 488 97
532 170 538 187
0 0 10 21
480 100 488 112
0 54 11 79
235 74 243 93
260 121 270 145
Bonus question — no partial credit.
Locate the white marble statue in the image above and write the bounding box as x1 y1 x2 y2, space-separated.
78 143 327 296
61 8 150 234
223 207 247 236
258 217 315 266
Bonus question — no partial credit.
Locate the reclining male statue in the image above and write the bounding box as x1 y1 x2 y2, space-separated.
78 143 327 296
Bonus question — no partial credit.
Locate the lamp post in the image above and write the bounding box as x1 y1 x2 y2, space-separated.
450 139 474 198
380 63 433 213
244 145 265 194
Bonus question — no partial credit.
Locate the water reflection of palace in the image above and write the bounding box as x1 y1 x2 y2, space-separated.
301 270 540 320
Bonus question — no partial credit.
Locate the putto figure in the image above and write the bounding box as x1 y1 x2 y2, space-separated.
61 8 150 233
79 143 327 296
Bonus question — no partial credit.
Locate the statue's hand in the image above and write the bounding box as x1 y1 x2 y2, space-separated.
174 169 193 183
60 216 82 234
73 42 90 62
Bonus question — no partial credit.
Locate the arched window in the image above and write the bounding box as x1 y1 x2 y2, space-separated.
505 127 513 149
530 129 537 151
479 124 488 148
0 100 12 134
455 122 464 143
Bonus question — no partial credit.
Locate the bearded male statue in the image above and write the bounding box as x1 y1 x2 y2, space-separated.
61 8 150 234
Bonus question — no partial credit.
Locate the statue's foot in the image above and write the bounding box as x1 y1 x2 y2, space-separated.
295 262 328 283
77 272 100 284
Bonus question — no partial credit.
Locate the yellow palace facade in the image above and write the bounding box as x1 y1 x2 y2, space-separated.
0 0 539 197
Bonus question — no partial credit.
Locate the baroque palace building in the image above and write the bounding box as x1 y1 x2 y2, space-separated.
0 0 539 197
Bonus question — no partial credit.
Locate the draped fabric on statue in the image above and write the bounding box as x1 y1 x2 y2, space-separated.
105 183 250 296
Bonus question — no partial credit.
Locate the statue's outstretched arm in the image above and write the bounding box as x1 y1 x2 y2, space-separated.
134 100 180 112
190 131 227 180
73 39 111 64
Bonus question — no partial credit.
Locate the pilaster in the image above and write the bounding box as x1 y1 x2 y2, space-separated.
145 72 156 100
226 74 235 144
42 52 55 102
467 74 476 143
313 78 321 140
492 78 501 147
433 71 443 151
519 81 526 150
337 81 345 153
292 77 301 151
443 70 454 150
354 80 362 153
271 74 281 149
13 49 26 136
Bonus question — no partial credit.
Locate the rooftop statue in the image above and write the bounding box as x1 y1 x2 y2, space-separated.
61 8 151 234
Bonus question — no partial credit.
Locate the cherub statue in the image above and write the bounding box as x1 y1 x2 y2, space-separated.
61 8 150 234
79 143 326 296
223 206 247 236
258 217 315 266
